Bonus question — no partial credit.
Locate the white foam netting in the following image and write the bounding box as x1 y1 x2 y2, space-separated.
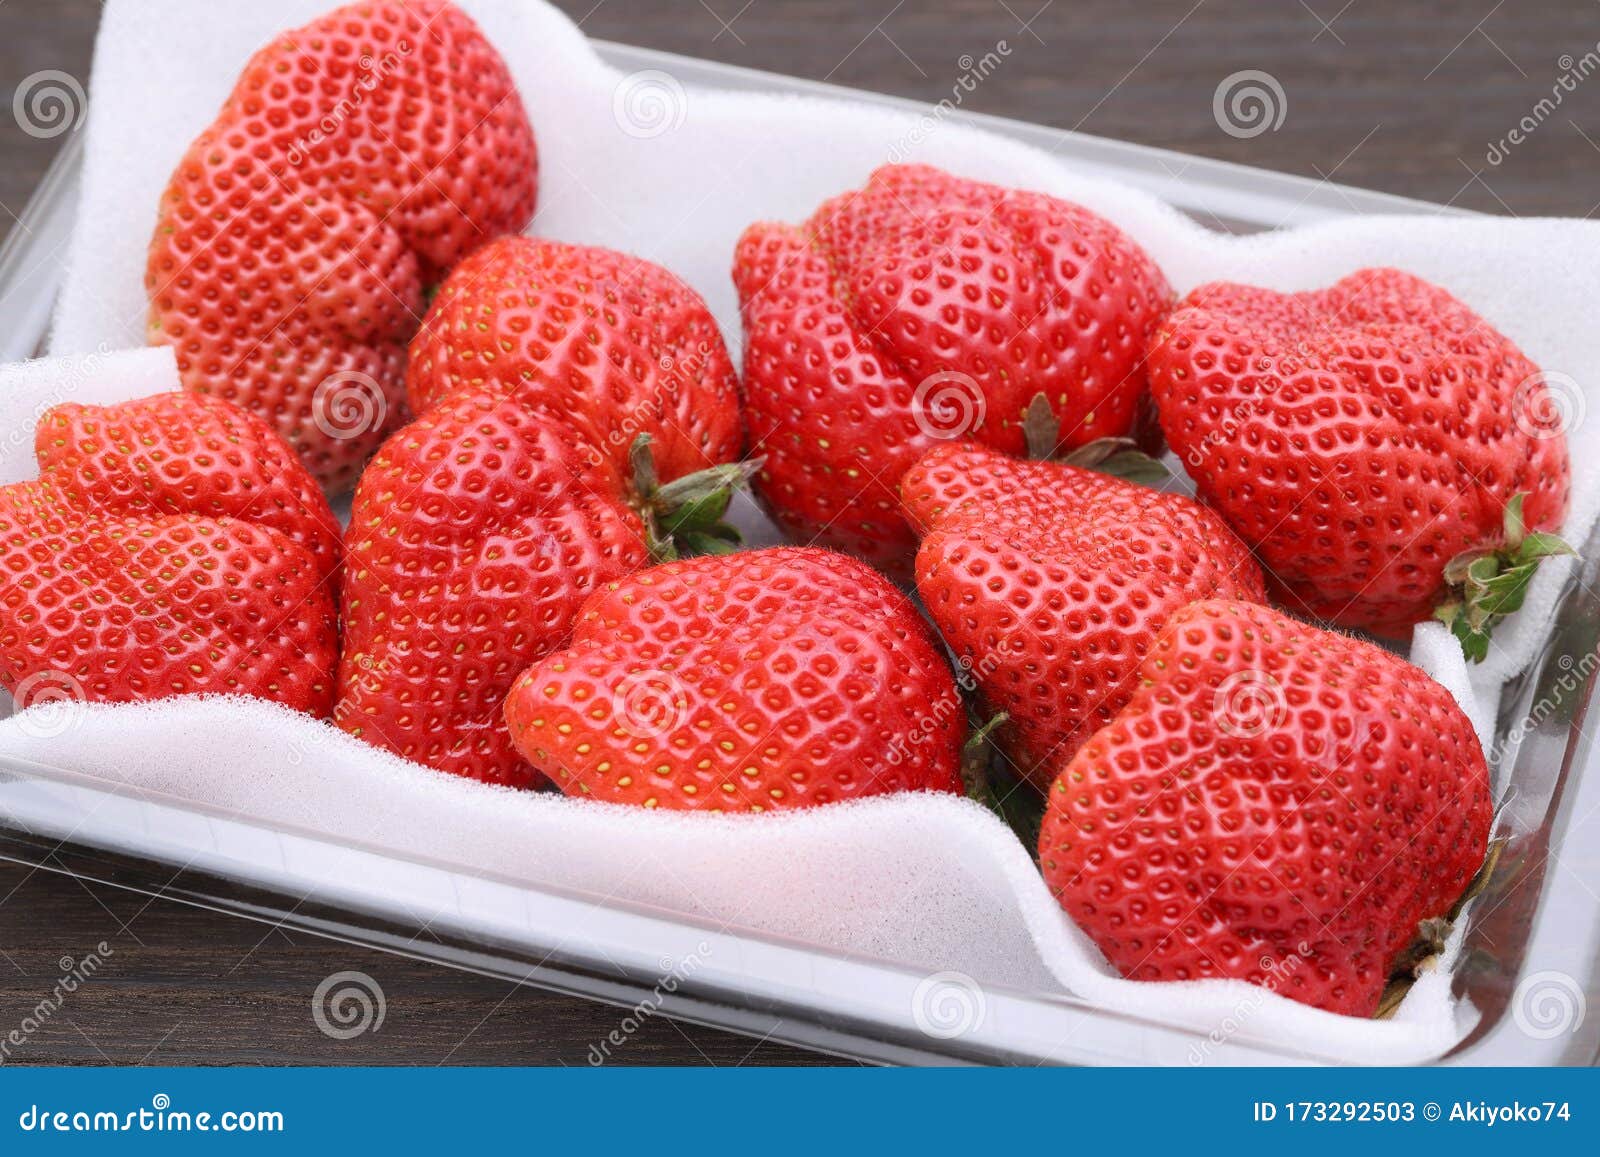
2 0 1597 1063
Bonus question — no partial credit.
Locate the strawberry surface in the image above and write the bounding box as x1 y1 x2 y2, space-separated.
338 235 749 786
505 547 965 811
34 393 342 583
903 444 1265 788
146 0 538 492
734 163 1172 570
0 480 337 716
337 390 649 787
1146 268 1570 643
1039 599 1492 1017
407 236 742 479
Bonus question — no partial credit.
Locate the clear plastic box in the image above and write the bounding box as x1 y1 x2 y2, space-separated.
1 40 1596 1067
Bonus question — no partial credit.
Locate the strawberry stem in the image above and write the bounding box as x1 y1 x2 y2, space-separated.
1023 392 1169 485
630 433 763 562
1434 494 1575 663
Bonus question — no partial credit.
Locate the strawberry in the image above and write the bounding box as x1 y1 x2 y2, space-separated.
337 391 754 786
0 480 338 717
504 547 964 811
733 163 1172 570
1038 598 1492 1017
146 0 538 492
1146 268 1572 657
34 393 343 583
407 236 743 480
903 443 1266 788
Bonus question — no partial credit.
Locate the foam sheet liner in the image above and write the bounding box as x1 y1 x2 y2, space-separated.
3 0 1597 1063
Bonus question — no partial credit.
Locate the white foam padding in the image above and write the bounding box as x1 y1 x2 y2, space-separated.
8 0 1598 1063
0 346 178 484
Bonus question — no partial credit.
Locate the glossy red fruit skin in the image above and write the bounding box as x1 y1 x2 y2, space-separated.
1146 268 1571 636
407 236 743 479
35 393 343 583
336 391 650 788
0 481 338 716
1039 599 1492 1017
146 0 538 492
504 547 965 811
733 163 1173 570
903 444 1266 788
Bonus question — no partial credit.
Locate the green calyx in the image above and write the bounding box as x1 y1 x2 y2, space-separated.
1022 392 1169 486
1434 493 1576 663
959 710 1047 857
630 433 764 562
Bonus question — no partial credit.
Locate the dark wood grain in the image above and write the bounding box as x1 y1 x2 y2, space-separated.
0 0 1596 1066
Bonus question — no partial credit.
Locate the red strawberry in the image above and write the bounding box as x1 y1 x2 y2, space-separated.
146 0 538 492
0 481 337 716
903 443 1265 787
407 236 742 480
504 547 964 811
34 393 342 583
733 163 1172 570
337 384 755 787
1039 598 1492 1017
1146 268 1572 656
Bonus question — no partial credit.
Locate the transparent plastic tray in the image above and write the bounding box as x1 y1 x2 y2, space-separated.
1 40 1597 1067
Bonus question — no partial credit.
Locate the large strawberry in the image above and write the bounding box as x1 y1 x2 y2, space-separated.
1 395 341 715
146 0 538 492
504 547 964 811
903 444 1265 788
1039 598 1492 1017
34 393 343 582
1146 268 1571 657
337 389 753 787
407 236 742 480
733 163 1172 570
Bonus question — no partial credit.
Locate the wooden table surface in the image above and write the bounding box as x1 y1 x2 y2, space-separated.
0 0 1596 1066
